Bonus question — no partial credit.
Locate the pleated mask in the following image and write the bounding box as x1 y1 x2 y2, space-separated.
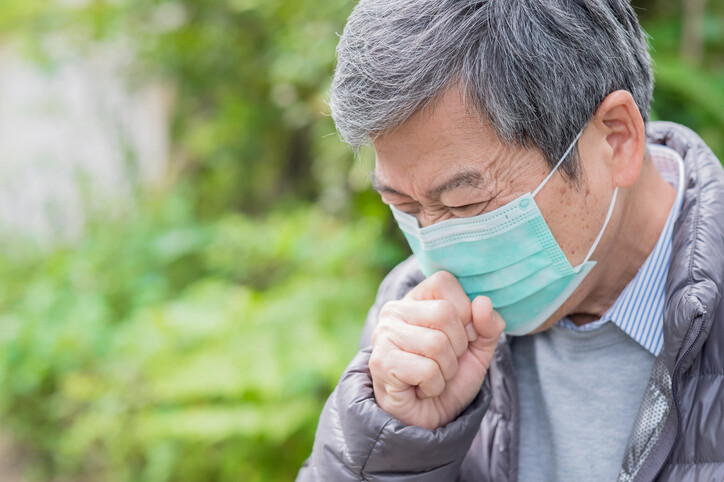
390 131 618 335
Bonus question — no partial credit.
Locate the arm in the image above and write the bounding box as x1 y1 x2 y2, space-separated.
297 347 491 481
298 257 499 481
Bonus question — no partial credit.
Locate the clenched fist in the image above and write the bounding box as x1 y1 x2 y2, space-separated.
369 271 505 430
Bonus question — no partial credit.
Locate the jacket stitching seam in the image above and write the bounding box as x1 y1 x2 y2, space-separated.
679 297 706 361
665 461 724 466
359 418 394 477
684 143 701 287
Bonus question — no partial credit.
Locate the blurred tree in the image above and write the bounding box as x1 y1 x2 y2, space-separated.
682 0 707 65
2 0 363 218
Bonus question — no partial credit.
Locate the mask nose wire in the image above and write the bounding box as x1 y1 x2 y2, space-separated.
532 129 584 198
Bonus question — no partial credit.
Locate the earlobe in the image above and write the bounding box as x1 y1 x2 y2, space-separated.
593 90 646 188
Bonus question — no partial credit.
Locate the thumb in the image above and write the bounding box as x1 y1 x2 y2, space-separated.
467 296 505 367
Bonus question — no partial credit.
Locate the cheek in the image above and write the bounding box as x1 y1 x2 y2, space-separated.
541 183 605 265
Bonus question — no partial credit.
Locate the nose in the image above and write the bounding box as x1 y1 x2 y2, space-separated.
418 216 435 228
417 210 445 228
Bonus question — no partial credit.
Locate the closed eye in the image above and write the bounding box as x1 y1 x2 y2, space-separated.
449 201 488 217
391 202 422 215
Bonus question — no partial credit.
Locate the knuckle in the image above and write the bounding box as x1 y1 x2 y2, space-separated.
379 300 409 324
368 349 387 375
429 270 456 286
419 359 440 383
378 301 400 319
372 318 408 348
429 300 457 324
371 323 391 345
370 327 385 348
425 330 449 358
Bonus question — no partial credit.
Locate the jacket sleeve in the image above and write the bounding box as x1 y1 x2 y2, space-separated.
297 257 492 481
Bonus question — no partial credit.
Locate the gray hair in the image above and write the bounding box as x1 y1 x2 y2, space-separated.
330 0 653 178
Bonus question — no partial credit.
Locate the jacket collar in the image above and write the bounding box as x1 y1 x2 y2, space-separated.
647 121 724 374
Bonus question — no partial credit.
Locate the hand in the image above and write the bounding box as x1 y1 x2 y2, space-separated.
369 271 505 430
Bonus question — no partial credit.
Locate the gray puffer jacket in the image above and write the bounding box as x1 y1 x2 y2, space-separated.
297 122 724 482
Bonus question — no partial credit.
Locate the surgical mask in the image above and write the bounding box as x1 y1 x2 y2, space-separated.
390 131 618 335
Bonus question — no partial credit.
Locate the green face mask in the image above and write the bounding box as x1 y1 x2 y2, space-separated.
391 132 618 335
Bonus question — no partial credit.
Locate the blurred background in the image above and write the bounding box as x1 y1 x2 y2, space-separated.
0 0 721 480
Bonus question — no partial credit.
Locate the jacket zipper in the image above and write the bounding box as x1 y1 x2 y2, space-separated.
649 311 705 481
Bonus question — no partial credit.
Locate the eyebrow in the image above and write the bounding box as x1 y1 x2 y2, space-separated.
371 168 484 199
370 172 404 196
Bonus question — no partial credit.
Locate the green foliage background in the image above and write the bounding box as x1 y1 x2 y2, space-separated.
0 0 722 480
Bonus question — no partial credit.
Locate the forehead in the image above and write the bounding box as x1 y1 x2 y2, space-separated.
374 90 489 161
372 89 544 194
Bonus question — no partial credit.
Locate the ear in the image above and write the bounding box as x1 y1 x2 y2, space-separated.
588 90 646 188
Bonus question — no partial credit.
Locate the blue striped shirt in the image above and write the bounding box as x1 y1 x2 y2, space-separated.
558 144 685 356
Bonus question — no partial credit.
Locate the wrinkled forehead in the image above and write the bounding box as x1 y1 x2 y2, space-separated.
371 90 548 197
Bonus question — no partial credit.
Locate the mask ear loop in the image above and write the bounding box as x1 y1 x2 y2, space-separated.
532 129 584 198
530 129 618 266
580 187 619 266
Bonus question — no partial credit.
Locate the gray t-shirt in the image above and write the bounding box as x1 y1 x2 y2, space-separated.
512 321 655 481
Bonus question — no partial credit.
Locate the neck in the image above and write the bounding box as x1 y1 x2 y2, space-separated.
568 156 677 326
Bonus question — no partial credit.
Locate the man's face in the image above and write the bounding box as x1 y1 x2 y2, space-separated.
372 89 618 332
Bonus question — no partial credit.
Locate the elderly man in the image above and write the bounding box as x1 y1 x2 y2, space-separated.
298 1 724 481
